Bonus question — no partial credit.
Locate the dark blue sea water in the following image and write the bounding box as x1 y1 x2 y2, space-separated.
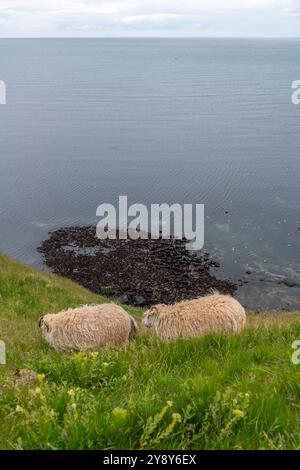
0 39 299 310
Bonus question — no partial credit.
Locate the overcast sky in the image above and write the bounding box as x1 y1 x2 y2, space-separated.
0 0 299 38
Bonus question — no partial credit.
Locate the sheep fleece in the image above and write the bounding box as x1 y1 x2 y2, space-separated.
143 293 246 341
39 304 137 351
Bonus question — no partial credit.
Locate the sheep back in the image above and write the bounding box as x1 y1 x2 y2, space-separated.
147 293 246 341
40 304 137 351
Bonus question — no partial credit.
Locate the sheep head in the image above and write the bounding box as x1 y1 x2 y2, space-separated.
38 314 54 341
143 305 161 329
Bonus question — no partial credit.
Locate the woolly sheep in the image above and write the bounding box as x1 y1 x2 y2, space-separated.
143 293 246 341
39 304 137 351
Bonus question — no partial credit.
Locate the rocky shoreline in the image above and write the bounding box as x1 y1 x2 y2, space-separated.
38 226 237 307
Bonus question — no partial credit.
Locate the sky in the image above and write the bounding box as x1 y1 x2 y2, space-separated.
0 0 299 38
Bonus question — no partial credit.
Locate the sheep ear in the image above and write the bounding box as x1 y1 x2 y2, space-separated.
151 305 160 314
38 316 44 328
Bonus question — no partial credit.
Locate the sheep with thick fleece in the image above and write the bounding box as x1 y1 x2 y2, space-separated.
39 304 137 351
143 293 246 341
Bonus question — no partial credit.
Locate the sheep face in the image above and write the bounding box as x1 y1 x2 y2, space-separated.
39 314 55 342
143 306 159 329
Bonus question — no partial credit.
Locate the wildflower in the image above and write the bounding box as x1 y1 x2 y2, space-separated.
172 412 182 423
102 362 109 368
90 352 99 360
167 401 173 407
164 412 182 436
232 409 245 418
112 407 128 423
37 373 45 384
68 389 75 398
73 352 86 362
16 405 25 413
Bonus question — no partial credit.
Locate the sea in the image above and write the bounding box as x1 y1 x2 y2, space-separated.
0 38 299 310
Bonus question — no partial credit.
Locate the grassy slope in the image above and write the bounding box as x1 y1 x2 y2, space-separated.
1 253 300 450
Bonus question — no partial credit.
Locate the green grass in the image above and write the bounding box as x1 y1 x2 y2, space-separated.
1 252 300 450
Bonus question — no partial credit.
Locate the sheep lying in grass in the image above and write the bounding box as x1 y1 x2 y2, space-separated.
39 304 137 351
143 293 246 341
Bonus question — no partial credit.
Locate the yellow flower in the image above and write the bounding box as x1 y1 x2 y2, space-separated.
232 409 245 418
73 352 86 362
165 412 182 435
167 400 173 407
172 412 182 423
37 373 45 383
90 352 99 360
16 405 25 413
112 407 128 422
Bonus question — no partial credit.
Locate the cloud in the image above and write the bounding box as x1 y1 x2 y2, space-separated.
0 0 299 37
